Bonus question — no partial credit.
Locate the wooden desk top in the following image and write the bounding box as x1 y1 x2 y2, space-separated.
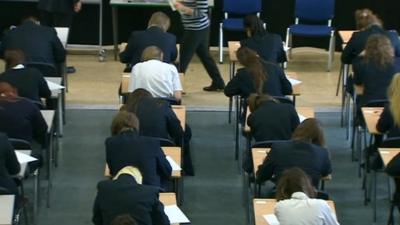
228 41 241 62
172 105 186 131
379 148 400 167
0 195 15 225
339 30 356 44
41 110 55 133
104 146 182 178
361 107 383 135
253 198 336 225
244 107 315 133
252 148 271 173
121 73 131 94
159 192 177 206
286 72 301 96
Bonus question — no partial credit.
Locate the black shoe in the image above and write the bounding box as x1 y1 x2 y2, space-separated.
203 85 225 92
67 66 76 74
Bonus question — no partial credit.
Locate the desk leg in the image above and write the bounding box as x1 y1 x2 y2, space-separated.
228 61 234 123
33 169 39 225
47 125 54 208
112 6 119 61
58 93 63 136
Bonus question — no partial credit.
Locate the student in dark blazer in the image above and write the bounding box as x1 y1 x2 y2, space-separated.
256 118 332 188
0 16 66 66
353 34 400 107
122 89 194 176
247 94 299 142
0 82 48 147
341 9 400 64
0 49 51 102
224 46 292 99
0 132 20 197
92 167 170 225
240 15 286 64
38 0 82 27
119 12 177 70
105 111 172 188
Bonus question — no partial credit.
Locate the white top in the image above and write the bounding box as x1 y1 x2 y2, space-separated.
275 192 340 225
129 60 182 98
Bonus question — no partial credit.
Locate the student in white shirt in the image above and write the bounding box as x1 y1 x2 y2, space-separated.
274 167 340 225
128 46 182 102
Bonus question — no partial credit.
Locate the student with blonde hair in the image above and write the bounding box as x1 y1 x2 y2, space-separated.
377 73 400 137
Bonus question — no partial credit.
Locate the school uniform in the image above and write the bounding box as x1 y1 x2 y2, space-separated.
376 104 400 138
0 133 20 196
241 33 287 64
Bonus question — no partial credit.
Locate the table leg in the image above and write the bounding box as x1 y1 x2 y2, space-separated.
112 6 119 61
58 93 63 136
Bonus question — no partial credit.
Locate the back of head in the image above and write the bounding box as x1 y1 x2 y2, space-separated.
236 46 267 93
247 93 275 112
243 14 266 37
0 82 18 98
148 11 170 32
355 8 382 30
292 118 326 147
111 214 138 225
141 46 163 62
111 111 140 135
364 34 394 68
124 88 153 114
21 15 39 24
275 167 316 201
388 73 400 127
4 49 25 69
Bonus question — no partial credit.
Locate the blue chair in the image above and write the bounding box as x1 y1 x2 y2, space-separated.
285 0 335 71
219 0 262 63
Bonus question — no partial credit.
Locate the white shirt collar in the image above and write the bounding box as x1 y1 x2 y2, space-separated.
291 192 310 200
12 64 25 69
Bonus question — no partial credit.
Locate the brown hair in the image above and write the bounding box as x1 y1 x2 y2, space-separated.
244 14 266 37
141 46 163 62
388 73 400 126
275 167 316 201
111 215 138 225
355 8 382 30
111 111 139 135
292 118 326 147
364 34 394 68
123 89 153 114
0 82 18 98
4 49 25 69
236 46 267 94
148 12 170 32
247 93 275 113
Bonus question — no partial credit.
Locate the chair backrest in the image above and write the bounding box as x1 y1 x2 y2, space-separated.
273 96 294 105
295 0 335 22
25 62 58 77
8 138 32 150
223 0 262 15
380 137 400 148
252 140 289 148
147 137 176 147
364 99 389 108
0 187 12 195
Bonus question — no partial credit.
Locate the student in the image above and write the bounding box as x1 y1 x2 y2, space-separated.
119 12 177 70
224 46 292 99
105 111 172 187
341 8 400 64
240 15 286 64
122 89 194 176
247 94 299 142
0 82 48 147
0 49 51 102
174 0 225 92
376 73 400 138
38 0 82 27
111 215 138 225
129 46 182 102
256 118 332 188
274 167 340 225
0 132 20 197
92 166 170 225
353 34 400 107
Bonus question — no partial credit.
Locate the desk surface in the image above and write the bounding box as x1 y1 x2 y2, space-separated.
252 148 271 173
228 41 241 62
253 198 336 225
104 146 182 178
121 73 130 94
338 30 356 44
244 107 315 133
171 105 186 131
0 195 15 225
159 192 176 206
379 148 400 167
110 0 214 7
362 107 383 135
41 110 55 133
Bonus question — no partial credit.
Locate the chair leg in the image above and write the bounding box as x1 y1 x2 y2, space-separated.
219 23 223 64
327 30 335 72
374 170 377 222
285 28 291 60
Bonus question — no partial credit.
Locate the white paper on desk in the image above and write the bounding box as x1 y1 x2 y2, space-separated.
168 0 176 11
263 214 280 225
166 156 182 171
15 151 37 164
298 114 307 123
287 77 302 86
164 204 190 224
46 80 65 91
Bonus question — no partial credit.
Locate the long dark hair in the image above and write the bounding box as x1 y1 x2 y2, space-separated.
292 118 326 147
123 89 153 114
275 167 316 201
244 14 266 37
236 47 267 94
364 34 394 69
247 93 275 113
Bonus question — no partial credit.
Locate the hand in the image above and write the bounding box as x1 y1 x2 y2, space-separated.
74 1 82 13
174 1 193 15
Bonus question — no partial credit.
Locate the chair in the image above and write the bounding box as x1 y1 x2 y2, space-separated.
273 96 294 105
219 0 262 63
285 0 335 71
148 137 176 147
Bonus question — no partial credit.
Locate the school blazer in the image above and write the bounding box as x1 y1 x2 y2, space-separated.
241 33 287 64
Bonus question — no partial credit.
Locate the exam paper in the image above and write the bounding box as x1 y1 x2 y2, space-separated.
46 80 65 91
298 114 307 123
166 156 182 171
16 151 37 164
164 204 190 223
287 77 302 86
168 0 176 11
263 214 280 225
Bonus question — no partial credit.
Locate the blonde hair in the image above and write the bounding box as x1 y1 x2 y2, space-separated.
148 12 170 32
113 166 143 184
388 73 400 126
355 8 382 30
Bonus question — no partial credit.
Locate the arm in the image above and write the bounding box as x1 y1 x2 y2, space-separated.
52 29 66 63
341 34 357 64
278 68 292 95
320 147 332 177
290 107 300 132
119 34 134 64
171 37 178 63
30 105 48 146
224 72 243 97
38 75 51 98
175 0 208 18
255 148 276 184
385 154 400 176
156 146 172 179
376 105 393 133
171 67 182 101
2 135 20 175
151 193 170 225
164 104 184 146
